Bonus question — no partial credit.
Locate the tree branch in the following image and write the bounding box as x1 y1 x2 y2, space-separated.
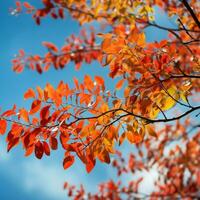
181 0 200 29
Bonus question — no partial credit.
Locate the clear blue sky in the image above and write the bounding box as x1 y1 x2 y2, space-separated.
0 1 176 200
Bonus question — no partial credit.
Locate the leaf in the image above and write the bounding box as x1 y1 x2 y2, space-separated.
60 132 69 149
127 131 143 144
29 100 41 115
19 108 29 123
160 97 177 111
180 92 187 103
63 154 75 170
49 136 58 150
24 145 34 157
146 124 157 138
35 141 44 159
43 141 50 156
73 77 79 90
101 38 112 52
2 109 16 117
24 88 35 99
36 86 43 100
23 2 33 9
43 42 58 52
58 8 64 18
86 154 96 173
99 149 110 164
0 119 7 135
115 79 124 90
16 1 21 7
94 76 104 87
7 137 20 152
119 132 126 146
36 63 43 74
40 105 51 120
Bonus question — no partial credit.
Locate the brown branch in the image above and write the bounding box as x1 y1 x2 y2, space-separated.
151 73 191 108
181 0 200 29
141 20 200 33
62 105 200 127
178 18 195 39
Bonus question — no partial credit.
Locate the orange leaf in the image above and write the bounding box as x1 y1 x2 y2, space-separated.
19 108 29 123
94 75 104 84
63 154 75 169
36 86 43 100
16 1 21 7
115 79 124 90
29 100 41 115
24 88 36 99
23 2 33 9
0 119 7 135
127 131 143 144
24 145 34 157
119 132 126 146
73 77 79 90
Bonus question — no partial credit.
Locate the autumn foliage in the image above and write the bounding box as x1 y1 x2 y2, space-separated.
1 0 200 199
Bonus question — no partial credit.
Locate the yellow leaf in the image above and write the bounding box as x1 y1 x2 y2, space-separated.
146 124 157 138
180 92 187 103
149 107 160 119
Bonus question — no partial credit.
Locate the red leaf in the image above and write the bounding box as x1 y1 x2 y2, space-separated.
19 49 25 56
24 88 36 99
51 12 58 19
63 154 75 169
58 8 64 18
86 154 96 173
7 137 20 152
0 119 7 135
2 109 16 117
35 141 44 159
24 145 34 157
36 63 43 74
29 100 41 115
60 132 69 149
43 42 58 52
43 141 50 156
49 136 58 150
16 1 21 7
40 105 51 120
35 17 41 25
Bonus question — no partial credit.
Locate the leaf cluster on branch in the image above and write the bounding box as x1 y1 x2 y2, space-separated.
2 0 200 199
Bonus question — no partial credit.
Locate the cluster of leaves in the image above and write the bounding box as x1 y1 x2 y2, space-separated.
1 0 200 199
12 27 100 73
63 121 200 199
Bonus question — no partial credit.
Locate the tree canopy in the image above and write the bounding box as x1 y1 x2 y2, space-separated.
1 0 200 199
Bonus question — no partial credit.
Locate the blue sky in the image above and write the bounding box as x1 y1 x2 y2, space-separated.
0 1 177 200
